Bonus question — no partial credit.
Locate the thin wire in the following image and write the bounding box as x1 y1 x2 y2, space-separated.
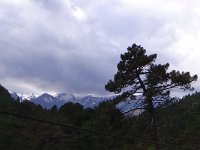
0 109 197 150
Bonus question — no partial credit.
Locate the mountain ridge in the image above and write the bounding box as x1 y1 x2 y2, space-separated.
9 91 144 114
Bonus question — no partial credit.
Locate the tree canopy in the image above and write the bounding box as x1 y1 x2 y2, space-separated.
105 43 197 110
105 43 198 150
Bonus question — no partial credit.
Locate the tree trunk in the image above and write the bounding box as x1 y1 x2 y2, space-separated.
148 98 160 150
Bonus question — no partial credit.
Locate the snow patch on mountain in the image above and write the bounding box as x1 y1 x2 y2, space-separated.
9 91 37 101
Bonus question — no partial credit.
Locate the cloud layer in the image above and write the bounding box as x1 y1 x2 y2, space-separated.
0 0 200 95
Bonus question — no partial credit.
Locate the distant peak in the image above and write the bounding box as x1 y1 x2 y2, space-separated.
40 93 53 97
55 92 75 101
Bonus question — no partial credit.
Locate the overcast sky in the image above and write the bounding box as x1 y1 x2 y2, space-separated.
0 0 200 96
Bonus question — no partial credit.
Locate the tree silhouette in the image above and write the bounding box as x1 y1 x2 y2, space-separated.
105 44 198 150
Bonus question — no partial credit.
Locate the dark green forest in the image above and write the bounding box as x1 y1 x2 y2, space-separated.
0 84 200 150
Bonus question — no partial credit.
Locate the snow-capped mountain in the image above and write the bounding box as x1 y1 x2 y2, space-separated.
78 95 109 108
31 93 64 109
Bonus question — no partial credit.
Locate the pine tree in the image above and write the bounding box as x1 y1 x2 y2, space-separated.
105 44 198 150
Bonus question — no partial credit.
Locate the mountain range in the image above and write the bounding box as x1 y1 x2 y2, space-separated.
9 91 146 114
9 92 111 109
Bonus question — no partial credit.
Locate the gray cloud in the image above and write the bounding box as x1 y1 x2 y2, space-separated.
0 0 200 96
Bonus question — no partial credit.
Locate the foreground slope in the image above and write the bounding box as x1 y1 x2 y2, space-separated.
0 84 200 150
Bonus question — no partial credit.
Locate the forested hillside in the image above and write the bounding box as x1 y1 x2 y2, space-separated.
0 84 200 150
